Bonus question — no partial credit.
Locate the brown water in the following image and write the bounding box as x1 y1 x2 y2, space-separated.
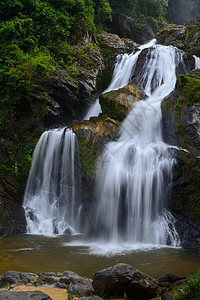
0 234 200 279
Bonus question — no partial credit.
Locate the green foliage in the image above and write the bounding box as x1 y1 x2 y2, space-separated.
110 0 169 21
173 272 200 300
177 74 200 107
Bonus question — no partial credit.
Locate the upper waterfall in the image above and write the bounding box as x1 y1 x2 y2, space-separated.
94 44 186 247
84 39 157 121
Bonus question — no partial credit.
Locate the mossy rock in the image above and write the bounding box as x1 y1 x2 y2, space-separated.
100 84 146 121
157 16 200 56
73 117 120 179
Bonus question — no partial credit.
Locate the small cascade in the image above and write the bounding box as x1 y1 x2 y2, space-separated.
23 128 81 235
83 39 157 120
194 55 200 69
94 44 186 246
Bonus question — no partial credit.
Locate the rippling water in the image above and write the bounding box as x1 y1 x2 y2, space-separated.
1 235 200 279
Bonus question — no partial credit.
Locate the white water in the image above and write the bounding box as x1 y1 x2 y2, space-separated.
84 39 157 120
194 55 200 69
94 44 186 248
23 128 81 235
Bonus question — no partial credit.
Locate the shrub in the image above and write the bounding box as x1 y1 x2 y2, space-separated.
173 272 200 300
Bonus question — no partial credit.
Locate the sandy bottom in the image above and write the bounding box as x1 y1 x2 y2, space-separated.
12 285 68 300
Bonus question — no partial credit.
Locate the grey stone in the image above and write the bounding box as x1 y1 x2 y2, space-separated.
0 290 51 300
92 263 159 299
0 271 38 288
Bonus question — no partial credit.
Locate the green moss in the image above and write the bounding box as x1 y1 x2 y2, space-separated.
179 151 200 220
76 136 100 179
100 91 128 121
178 124 187 136
177 74 200 107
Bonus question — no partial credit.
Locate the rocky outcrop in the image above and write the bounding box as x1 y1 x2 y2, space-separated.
100 84 146 121
72 82 146 233
110 12 156 44
0 270 93 299
0 271 38 288
0 267 191 300
92 263 159 299
162 70 200 248
157 16 200 56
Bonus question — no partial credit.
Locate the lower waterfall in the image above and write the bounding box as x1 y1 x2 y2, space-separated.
23 128 81 235
94 44 186 247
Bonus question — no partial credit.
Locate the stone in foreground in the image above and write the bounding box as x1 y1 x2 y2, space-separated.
0 290 51 300
92 263 159 299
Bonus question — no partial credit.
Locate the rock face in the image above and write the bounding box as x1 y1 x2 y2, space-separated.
92 263 159 299
162 70 200 248
157 16 200 56
110 12 156 44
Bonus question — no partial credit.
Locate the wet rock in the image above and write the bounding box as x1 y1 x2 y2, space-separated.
92 263 159 299
162 71 200 231
0 290 51 300
161 68 200 248
0 271 38 288
100 84 146 121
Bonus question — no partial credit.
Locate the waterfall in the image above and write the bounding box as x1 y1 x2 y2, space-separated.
194 55 200 69
94 44 186 246
83 39 157 121
23 128 81 235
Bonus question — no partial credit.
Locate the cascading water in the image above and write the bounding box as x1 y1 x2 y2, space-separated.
23 128 81 235
84 39 157 120
94 44 187 247
194 55 200 69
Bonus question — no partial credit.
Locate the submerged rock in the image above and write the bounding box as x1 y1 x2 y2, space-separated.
92 263 159 299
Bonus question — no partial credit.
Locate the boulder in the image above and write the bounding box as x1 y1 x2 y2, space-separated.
92 263 159 299
100 84 146 121
97 31 135 53
79 297 103 300
55 270 93 297
0 290 51 300
158 273 187 287
0 271 38 288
